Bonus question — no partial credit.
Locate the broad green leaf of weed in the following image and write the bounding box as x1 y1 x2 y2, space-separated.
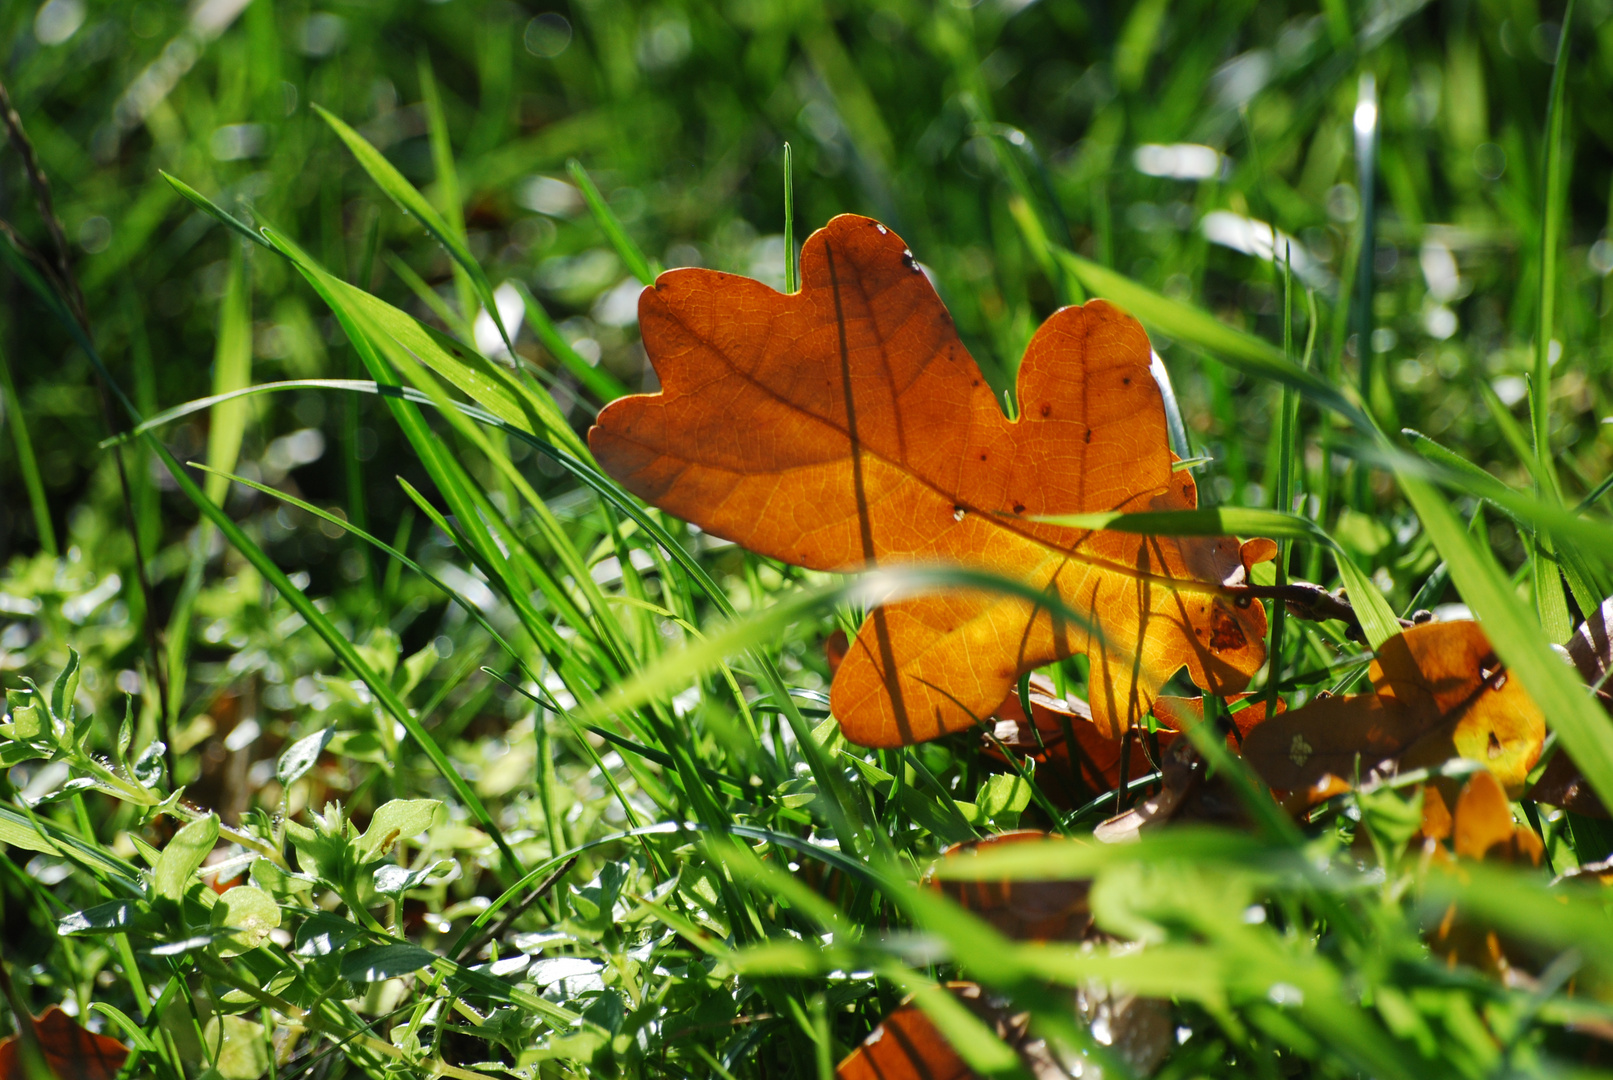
153 814 219 905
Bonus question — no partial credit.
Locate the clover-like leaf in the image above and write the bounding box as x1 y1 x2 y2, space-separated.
209 885 281 955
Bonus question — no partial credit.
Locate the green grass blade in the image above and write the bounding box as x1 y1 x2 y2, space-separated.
158 171 273 251
567 159 656 285
1056 249 1372 431
0 339 58 555
783 142 798 294
1531 0 1576 495
1404 429 1519 501
1345 436 1613 573
418 56 479 330
261 225 585 458
203 246 252 506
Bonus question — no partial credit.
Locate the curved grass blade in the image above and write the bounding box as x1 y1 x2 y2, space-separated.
313 104 513 354
1531 0 1577 494
102 379 383 446
158 171 272 251
1345 436 1613 574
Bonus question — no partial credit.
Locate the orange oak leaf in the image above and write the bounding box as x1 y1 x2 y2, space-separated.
0 1006 130 1080
1428 769 1544 979
591 214 1270 745
1242 621 1545 796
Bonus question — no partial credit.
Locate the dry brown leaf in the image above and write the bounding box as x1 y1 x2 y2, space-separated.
983 675 1160 803
836 988 979 1080
1529 750 1609 817
1567 596 1613 694
0 1006 130 1080
1148 694 1278 744
1093 732 1252 843
1429 770 1545 980
923 831 1093 942
1241 621 1545 796
591 215 1271 745
1451 769 1543 866
835 982 1168 1080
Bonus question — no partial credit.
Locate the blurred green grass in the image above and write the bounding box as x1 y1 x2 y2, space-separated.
3 0 1609 580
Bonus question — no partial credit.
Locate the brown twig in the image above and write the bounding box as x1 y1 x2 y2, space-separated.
0 75 173 767
1232 580 1412 641
0 79 81 326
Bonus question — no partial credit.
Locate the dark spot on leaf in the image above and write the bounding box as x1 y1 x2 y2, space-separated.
1208 607 1248 651
1122 377 1131 385
980 452 988 461
1083 430 1092 443
1013 503 1025 514
1040 403 1052 417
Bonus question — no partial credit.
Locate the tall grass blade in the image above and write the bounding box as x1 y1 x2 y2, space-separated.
158 172 272 251
0 339 57 555
783 142 798 294
1532 0 1576 495
203 245 252 506
418 56 479 328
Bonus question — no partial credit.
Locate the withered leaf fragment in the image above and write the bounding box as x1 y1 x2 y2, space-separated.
591 215 1271 745
984 675 1156 803
0 1006 130 1080
835 983 1081 1080
1242 621 1545 795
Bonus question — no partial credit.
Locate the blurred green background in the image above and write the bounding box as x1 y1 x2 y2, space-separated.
5 0 1611 587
